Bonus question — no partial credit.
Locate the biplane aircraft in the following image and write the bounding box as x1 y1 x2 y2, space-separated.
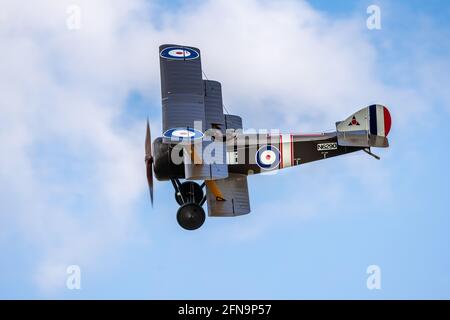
145 44 392 230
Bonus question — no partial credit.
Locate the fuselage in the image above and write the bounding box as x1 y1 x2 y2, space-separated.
152 132 362 181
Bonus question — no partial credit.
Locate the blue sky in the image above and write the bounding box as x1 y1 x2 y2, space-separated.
1 0 450 299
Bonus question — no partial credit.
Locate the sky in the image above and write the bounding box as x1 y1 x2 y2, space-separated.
0 0 450 299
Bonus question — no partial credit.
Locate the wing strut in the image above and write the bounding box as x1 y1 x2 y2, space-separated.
205 180 226 201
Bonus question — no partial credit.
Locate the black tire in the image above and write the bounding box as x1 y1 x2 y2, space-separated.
174 181 203 205
176 203 206 230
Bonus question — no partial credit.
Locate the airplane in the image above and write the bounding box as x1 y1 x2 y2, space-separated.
145 44 392 230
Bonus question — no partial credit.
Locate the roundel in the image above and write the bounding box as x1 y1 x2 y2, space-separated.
160 47 199 60
256 145 280 170
163 127 204 141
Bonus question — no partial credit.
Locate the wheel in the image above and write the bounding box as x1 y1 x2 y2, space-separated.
176 203 206 230
174 181 203 205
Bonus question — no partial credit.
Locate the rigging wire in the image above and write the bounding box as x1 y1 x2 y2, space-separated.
202 70 230 115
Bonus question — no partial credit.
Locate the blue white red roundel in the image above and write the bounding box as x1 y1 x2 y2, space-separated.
163 127 204 141
160 47 199 60
256 145 280 170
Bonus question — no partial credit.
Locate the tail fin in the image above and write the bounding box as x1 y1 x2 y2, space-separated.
336 104 391 148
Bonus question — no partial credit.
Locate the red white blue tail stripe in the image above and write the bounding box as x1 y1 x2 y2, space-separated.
369 105 392 137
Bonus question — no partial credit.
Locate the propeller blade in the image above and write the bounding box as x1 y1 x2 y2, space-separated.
145 119 152 159
145 119 154 206
146 158 154 206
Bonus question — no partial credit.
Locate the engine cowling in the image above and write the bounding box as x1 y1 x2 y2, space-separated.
152 137 185 181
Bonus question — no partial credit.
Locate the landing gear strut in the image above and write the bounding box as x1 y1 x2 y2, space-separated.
171 179 207 230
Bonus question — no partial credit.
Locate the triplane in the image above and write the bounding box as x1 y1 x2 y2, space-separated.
145 44 392 230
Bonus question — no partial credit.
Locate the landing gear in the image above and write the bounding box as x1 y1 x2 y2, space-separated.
177 203 206 230
171 179 207 230
174 181 204 205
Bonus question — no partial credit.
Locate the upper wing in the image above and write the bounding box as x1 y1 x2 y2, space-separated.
159 44 244 135
159 44 206 132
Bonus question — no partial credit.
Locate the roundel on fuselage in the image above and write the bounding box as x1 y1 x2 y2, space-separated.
256 145 280 170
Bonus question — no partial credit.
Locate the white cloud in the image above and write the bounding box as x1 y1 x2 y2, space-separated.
0 0 154 292
157 0 381 129
0 0 448 293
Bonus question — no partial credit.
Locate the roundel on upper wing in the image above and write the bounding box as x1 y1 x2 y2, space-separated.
160 47 199 60
163 127 204 141
256 145 280 170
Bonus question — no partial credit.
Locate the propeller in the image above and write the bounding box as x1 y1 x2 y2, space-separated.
145 119 154 206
